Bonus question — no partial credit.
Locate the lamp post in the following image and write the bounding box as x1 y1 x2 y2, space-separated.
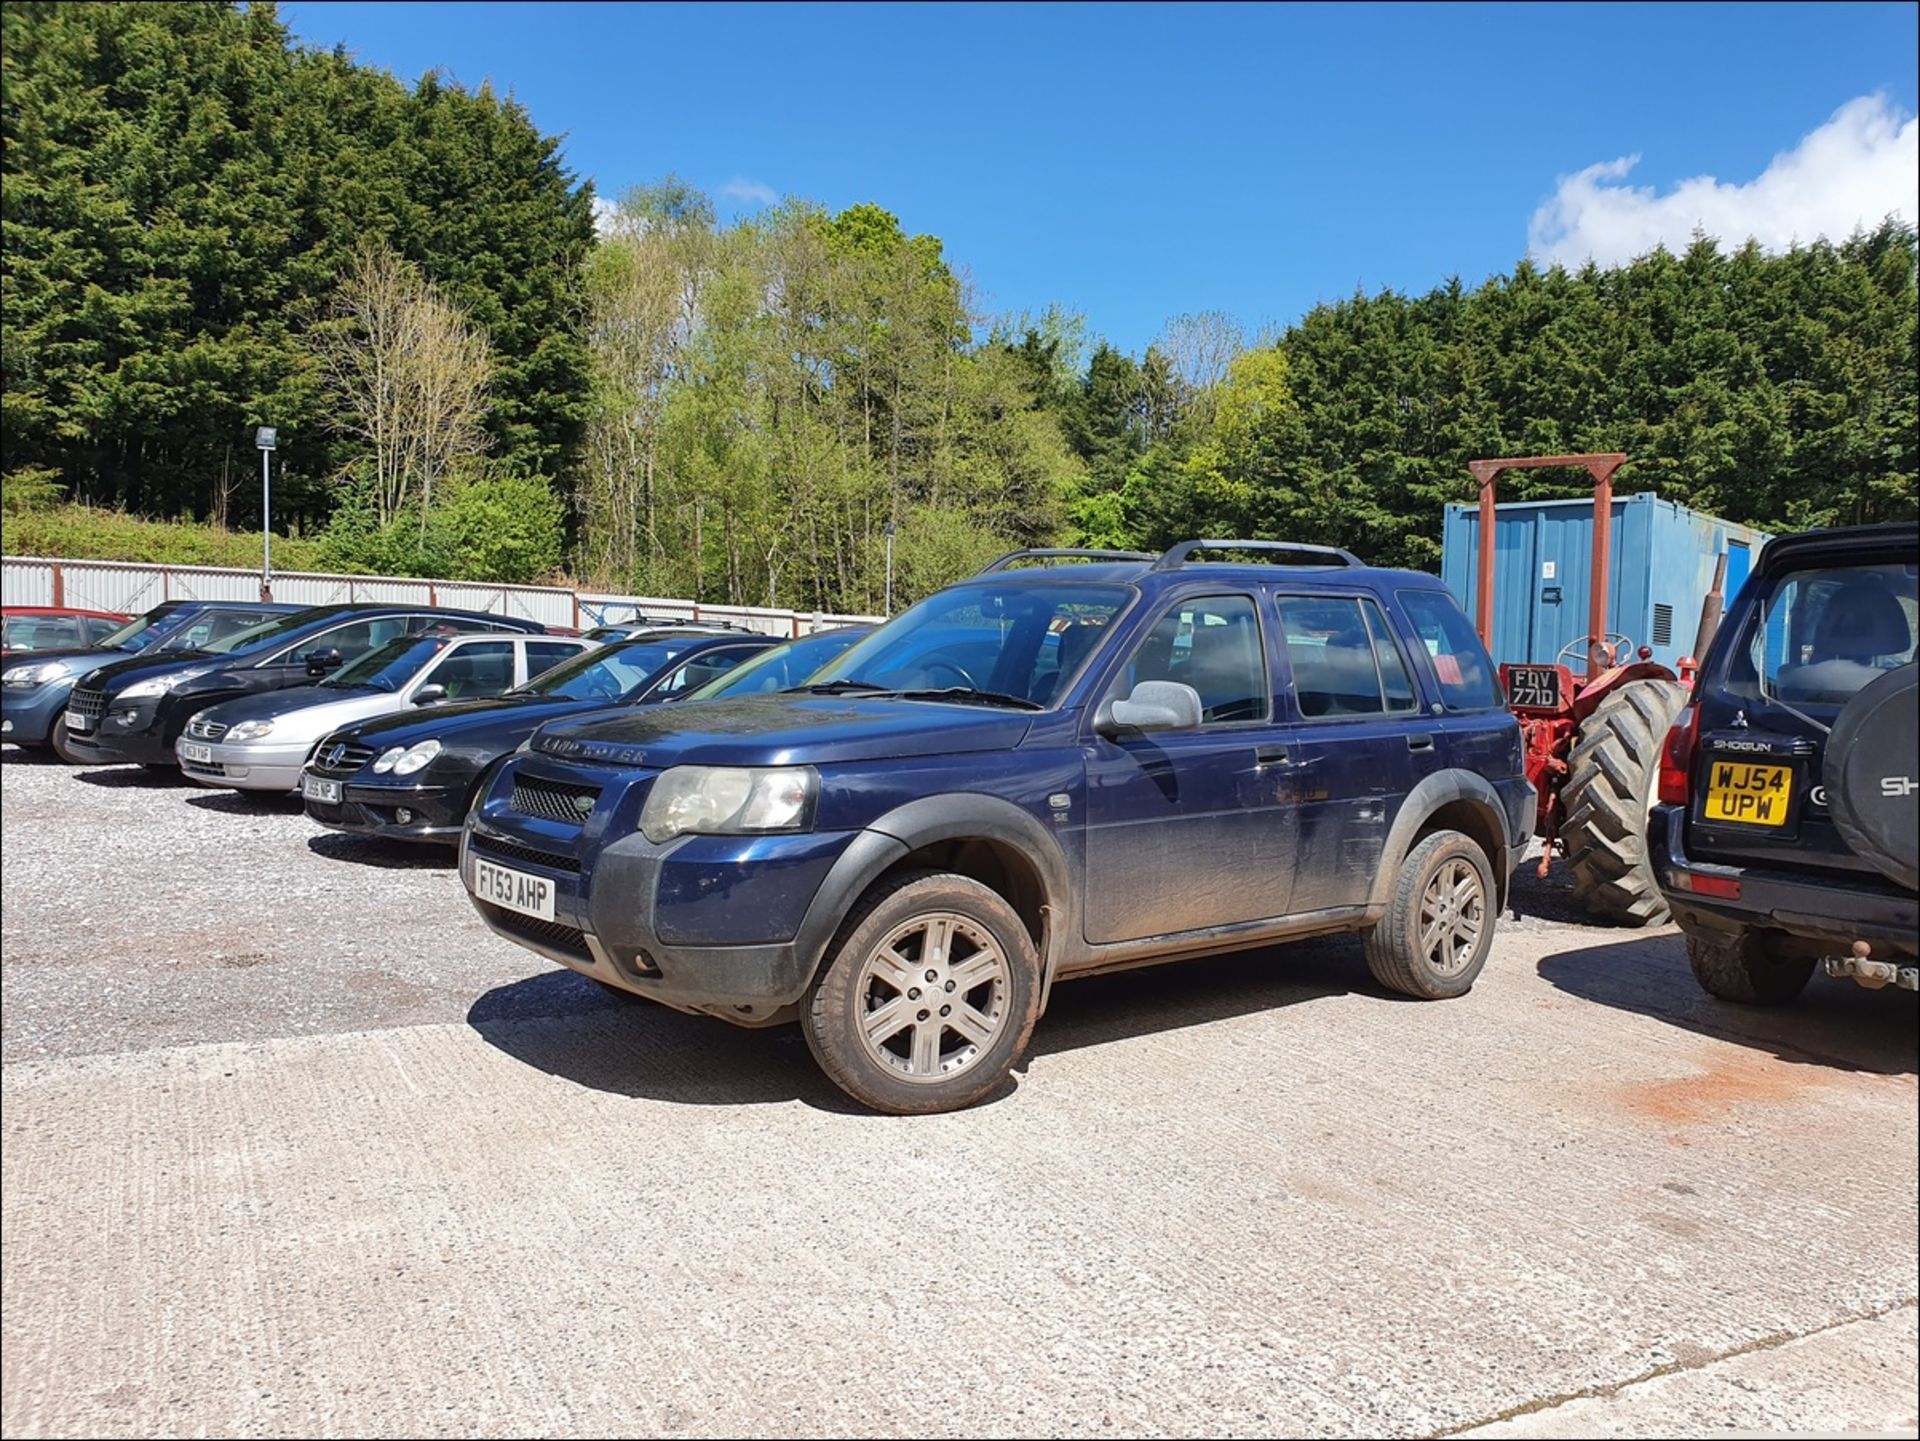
883 519 896 616
254 427 276 600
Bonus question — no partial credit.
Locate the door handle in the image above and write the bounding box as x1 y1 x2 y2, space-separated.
1407 734 1436 752
1255 745 1290 767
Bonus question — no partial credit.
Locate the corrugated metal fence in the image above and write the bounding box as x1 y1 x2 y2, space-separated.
0 556 880 638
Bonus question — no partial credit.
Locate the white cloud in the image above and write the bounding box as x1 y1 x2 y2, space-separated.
719 177 778 208
590 194 619 235
1528 94 1918 268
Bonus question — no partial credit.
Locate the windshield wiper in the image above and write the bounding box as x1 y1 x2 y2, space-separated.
884 687 1044 711
785 679 890 695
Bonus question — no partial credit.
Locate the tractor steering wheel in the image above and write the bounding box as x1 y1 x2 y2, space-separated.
1557 632 1634 671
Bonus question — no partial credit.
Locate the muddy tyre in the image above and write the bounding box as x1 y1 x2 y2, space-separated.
1562 677 1689 925
803 869 1041 1115
1685 929 1815 1006
1363 829 1497 999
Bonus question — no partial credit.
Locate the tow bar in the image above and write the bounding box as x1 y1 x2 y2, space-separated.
1824 941 1919 992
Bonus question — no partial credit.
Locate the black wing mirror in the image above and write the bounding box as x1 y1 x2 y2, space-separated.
1093 680 1204 738
305 647 344 677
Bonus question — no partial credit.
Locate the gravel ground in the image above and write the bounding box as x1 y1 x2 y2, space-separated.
0 748 611 1065
3 747 1916 1438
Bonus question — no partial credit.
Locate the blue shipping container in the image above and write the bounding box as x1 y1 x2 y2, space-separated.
1439 493 1770 673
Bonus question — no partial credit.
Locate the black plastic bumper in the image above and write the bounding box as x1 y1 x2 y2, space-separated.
1651 804 1919 958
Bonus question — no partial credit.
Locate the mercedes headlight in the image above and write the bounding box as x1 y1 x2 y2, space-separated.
391 739 441 775
3 660 71 688
225 719 274 742
639 765 817 844
117 676 177 700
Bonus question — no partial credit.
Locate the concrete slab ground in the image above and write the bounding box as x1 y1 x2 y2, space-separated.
3 754 1915 1437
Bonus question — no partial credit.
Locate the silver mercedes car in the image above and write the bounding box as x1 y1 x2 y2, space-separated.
176 630 590 793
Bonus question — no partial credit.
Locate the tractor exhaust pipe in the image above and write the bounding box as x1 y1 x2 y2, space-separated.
1691 551 1728 661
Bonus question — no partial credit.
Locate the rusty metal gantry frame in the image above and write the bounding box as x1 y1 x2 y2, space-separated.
1466 453 1629 674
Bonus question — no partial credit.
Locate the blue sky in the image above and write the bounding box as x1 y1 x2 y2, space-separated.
280 1 1919 354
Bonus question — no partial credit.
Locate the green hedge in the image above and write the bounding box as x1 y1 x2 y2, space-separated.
1 506 332 572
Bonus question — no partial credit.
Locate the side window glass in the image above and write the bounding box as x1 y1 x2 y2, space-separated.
425 641 517 698
657 647 755 696
1277 596 1387 718
524 642 580 678
1396 590 1500 711
1362 598 1418 712
288 618 409 664
85 617 122 645
1117 594 1268 724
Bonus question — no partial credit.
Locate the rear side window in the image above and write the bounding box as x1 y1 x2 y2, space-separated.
524 641 581 677
1748 561 1917 706
1396 590 1500 711
1276 596 1417 718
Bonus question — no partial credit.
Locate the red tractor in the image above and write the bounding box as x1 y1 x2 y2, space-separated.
1468 454 1709 925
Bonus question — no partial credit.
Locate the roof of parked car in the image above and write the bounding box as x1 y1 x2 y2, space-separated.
953 551 1447 592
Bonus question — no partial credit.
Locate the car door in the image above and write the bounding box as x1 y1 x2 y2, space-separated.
1274 592 1437 914
1081 590 1299 943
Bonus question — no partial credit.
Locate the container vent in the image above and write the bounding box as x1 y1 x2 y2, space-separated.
1652 603 1674 647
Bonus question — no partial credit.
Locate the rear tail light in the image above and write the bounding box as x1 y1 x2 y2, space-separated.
1658 705 1700 806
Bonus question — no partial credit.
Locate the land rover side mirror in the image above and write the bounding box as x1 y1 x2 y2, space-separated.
1094 680 1204 737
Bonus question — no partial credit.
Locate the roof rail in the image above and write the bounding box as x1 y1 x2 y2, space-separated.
1152 539 1363 571
977 547 1157 574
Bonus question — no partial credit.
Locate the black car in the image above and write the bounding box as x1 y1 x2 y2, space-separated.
61 603 548 769
302 628 778 843
3 601 301 754
1652 522 1918 1000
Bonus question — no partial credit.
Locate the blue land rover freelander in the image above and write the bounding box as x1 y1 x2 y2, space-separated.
463 542 1535 1113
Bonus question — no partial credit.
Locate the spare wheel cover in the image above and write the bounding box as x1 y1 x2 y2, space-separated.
1823 662 1918 891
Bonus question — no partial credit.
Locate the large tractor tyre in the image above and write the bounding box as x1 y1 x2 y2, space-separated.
1560 677 1690 926
1823 664 1918 891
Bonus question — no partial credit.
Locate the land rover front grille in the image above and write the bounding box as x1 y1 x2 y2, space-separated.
469 833 582 873
509 776 602 823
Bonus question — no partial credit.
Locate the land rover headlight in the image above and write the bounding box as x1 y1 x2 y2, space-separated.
640 765 817 844
3 660 71 688
225 719 274 742
391 739 442 775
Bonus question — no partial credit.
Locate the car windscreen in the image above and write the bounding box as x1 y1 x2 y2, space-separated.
94 605 180 651
691 628 870 700
321 636 448 692
510 638 706 701
804 582 1131 707
1741 559 1918 707
198 606 342 656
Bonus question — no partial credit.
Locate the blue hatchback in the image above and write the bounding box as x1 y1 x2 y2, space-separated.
464 542 1533 1113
